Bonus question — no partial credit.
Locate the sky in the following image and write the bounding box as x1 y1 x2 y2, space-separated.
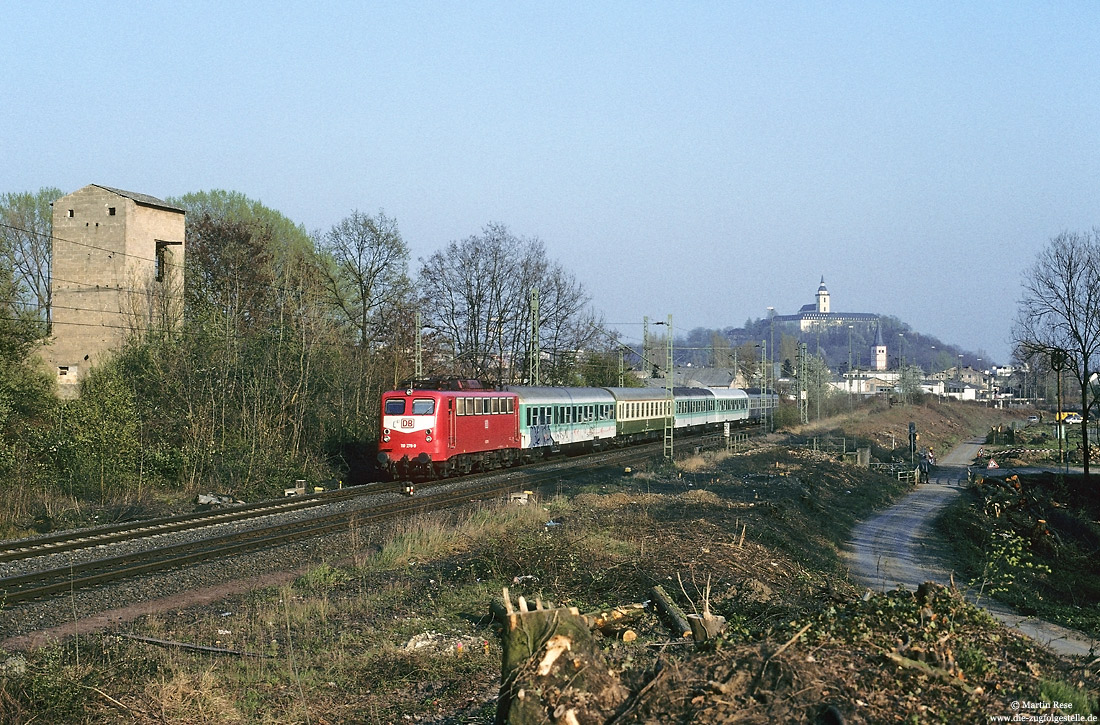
5 2 1099 364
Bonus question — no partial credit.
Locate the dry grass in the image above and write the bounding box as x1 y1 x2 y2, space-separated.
679 489 723 506
0 487 84 539
676 449 733 472
144 667 246 723
360 501 547 572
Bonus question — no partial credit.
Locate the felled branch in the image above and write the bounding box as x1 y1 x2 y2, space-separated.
649 585 692 638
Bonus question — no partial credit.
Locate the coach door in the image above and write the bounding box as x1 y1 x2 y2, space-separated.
448 399 457 448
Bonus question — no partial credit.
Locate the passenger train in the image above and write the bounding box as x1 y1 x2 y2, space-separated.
377 379 776 479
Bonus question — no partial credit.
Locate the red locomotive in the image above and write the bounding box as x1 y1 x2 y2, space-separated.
377 380 520 479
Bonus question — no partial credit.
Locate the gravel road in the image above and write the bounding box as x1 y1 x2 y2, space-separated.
845 438 1098 658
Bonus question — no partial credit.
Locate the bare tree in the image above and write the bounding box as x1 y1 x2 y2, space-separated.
1014 229 1100 476
0 187 63 328
419 224 531 383
318 210 414 419
537 263 602 385
418 223 605 386
319 210 412 347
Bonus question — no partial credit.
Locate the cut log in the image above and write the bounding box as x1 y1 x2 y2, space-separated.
582 602 647 632
649 585 691 638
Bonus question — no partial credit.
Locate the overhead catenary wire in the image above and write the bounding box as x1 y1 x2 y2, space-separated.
0 220 351 310
1 220 673 363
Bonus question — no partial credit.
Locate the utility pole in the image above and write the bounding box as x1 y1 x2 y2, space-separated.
529 289 540 385
847 325 853 411
760 339 768 433
618 349 624 388
798 342 809 424
415 310 423 381
1052 349 1066 470
663 315 674 460
767 307 775 413
816 352 822 421
643 316 650 377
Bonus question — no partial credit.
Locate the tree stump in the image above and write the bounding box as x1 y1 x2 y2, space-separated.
687 612 727 643
496 588 629 725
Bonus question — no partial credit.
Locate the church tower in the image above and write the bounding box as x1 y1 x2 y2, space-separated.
816 276 830 314
872 322 888 371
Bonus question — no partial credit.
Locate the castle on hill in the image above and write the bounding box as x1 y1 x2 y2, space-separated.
771 277 880 332
772 277 891 372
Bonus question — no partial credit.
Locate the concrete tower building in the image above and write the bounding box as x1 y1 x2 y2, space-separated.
45 184 185 396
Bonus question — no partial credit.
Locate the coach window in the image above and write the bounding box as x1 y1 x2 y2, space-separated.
385 399 405 415
412 399 435 415
491 398 500 414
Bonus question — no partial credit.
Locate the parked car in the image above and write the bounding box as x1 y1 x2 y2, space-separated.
1064 413 1083 424
1026 415 1040 425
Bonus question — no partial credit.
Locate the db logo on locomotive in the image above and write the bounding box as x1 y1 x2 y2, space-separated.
400 418 414 428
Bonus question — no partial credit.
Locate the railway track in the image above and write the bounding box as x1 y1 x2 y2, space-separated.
0 479 516 605
0 484 391 565
0 429 752 607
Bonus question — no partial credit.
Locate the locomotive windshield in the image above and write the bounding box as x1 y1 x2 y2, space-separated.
385 399 405 415
412 399 436 415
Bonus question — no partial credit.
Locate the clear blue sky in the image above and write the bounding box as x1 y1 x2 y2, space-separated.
5 2 1100 364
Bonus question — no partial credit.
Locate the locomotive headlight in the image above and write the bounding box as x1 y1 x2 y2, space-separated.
383 428 390 435
425 435 433 442
383 435 390 442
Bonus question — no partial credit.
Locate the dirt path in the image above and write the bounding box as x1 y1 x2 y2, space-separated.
0 567 311 651
845 437 1098 658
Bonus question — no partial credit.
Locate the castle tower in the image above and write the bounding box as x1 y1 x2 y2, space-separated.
872 322 888 371
816 276 830 314
45 184 185 396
